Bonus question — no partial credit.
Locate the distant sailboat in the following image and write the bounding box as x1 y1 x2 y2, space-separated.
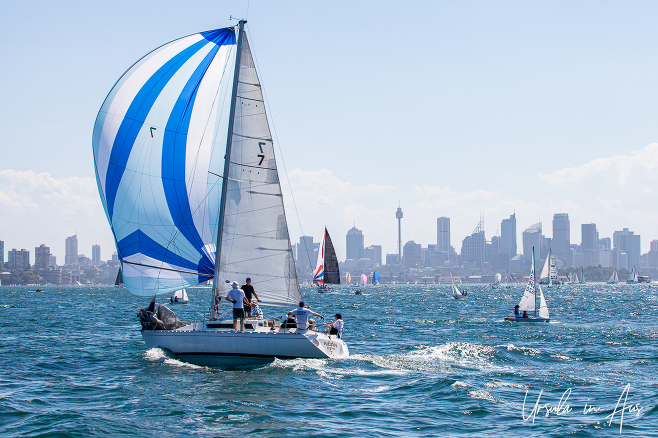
505 247 550 322
114 269 124 288
170 289 189 304
373 271 380 285
580 268 586 284
313 227 340 286
539 249 558 286
626 268 639 284
568 272 577 284
345 272 352 285
360 274 368 285
451 272 466 299
607 270 619 284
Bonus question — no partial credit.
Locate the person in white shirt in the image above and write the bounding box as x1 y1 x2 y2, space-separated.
323 313 344 338
288 301 323 330
225 281 248 332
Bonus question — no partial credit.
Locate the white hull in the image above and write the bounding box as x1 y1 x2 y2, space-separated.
504 316 550 323
142 320 349 367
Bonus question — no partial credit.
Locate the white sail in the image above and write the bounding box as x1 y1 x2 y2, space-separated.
313 230 326 284
215 34 301 307
549 252 558 285
517 254 536 312
539 255 550 282
173 289 188 301
538 285 549 319
614 271 618 283
607 270 617 284
345 272 351 284
495 273 502 283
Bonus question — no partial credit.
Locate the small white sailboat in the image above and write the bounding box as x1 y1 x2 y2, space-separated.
451 272 466 299
94 21 348 366
626 268 639 284
579 268 586 284
568 271 578 284
539 249 558 287
345 272 352 285
607 270 619 284
504 247 550 322
169 289 188 304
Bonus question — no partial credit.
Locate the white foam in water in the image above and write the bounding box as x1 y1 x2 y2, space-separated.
451 381 471 389
143 348 209 370
403 342 503 371
468 389 509 405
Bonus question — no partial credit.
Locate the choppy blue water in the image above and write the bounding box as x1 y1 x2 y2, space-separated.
1 284 656 437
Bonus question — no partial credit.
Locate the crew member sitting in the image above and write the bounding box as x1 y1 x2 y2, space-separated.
514 305 520 318
522 311 529 319
323 313 344 338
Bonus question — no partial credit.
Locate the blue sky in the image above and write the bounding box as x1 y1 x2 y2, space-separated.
1 1 658 262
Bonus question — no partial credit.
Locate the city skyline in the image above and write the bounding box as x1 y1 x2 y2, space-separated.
1 2 658 265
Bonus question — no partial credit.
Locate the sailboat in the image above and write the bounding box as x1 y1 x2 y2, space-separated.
504 247 550 322
626 268 639 284
345 272 352 285
93 21 348 366
450 272 466 299
373 271 380 285
491 272 502 288
568 271 577 284
114 269 124 288
169 288 189 304
607 270 619 284
360 274 368 285
579 268 586 284
313 227 340 292
539 249 558 286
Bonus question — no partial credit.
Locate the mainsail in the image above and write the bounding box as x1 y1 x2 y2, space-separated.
93 25 301 308
517 252 537 313
539 250 558 285
115 268 123 286
323 228 340 284
345 272 351 285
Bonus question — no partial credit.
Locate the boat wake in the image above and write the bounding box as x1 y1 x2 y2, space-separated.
143 348 211 370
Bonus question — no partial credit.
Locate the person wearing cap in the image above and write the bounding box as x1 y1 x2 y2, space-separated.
241 278 260 317
288 301 324 331
323 313 344 338
225 281 249 332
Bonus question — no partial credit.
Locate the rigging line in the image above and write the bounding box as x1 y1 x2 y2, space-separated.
224 204 280 216
122 259 213 277
245 27 312 272
229 160 276 170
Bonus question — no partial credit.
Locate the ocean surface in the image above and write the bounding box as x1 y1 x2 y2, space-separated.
1 283 656 437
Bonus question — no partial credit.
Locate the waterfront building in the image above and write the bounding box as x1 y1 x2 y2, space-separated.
552 213 571 267
92 244 101 266
649 240 658 268
9 249 30 270
346 227 364 261
65 234 78 266
296 236 315 270
34 244 51 270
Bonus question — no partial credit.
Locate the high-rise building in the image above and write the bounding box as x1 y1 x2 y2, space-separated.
403 241 422 269
297 236 315 269
34 244 50 270
346 226 364 261
648 240 658 268
461 219 486 268
362 245 382 265
581 223 598 267
436 217 450 253
0 240 4 267
49 255 57 267
522 223 542 266
613 228 641 270
552 213 571 267
65 234 78 266
92 244 101 266
8 249 30 270
500 213 517 259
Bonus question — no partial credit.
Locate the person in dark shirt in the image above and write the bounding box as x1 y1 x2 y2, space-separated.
241 278 260 317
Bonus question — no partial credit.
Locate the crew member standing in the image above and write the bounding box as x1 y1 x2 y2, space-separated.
225 281 248 332
241 277 260 317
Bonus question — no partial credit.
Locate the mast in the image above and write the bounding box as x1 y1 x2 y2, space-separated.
533 246 537 317
210 20 245 319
